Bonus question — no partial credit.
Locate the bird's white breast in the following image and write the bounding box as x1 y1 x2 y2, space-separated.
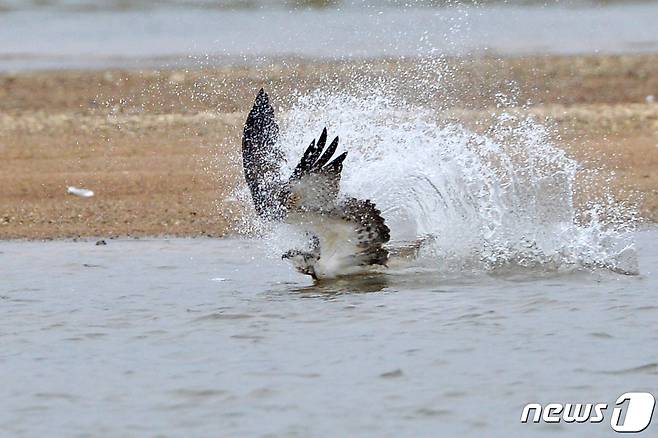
286 211 368 278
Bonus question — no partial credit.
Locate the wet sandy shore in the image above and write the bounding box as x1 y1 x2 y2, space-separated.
1 54 657 239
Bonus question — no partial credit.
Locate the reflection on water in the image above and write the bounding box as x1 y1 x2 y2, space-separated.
291 272 392 295
1 229 657 436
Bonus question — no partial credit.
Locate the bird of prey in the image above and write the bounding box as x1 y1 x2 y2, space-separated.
242 89 391 279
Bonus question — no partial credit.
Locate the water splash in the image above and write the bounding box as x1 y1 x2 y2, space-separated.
264 89 639 275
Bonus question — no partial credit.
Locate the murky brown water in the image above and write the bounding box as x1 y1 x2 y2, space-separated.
1 228 657 436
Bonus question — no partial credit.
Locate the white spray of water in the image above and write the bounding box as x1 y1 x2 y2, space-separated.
258 89 639 275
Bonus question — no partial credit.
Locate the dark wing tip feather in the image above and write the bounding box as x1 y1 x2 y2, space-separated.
245 89 275 132
291 128 345 179
325 151 347 174
243 88 279 154
251 88 270 114
291 139 318 179
317 127 328 149
306 137 324 167
314 136 339 170
303 139 317 161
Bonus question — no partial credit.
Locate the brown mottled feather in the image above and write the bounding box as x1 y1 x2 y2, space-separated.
333 198 391 266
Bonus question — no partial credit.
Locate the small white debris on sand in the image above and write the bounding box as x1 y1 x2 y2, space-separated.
67 186 94 198
646 95 655 104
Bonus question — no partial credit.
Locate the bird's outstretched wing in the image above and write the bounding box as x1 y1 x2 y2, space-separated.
242 88 284 220
287 131 390 271
287 127 347 212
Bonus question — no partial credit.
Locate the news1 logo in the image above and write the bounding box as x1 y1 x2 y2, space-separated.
520 392 656 433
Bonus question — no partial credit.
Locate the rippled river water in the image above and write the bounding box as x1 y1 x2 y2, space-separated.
1 228 657 437
2 2 658 71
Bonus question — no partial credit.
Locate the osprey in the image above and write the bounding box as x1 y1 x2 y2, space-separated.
242 89 390 279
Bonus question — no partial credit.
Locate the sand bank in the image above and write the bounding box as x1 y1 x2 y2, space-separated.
1 54 657 239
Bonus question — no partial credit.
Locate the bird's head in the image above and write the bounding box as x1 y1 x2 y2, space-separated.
282 249 318 279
